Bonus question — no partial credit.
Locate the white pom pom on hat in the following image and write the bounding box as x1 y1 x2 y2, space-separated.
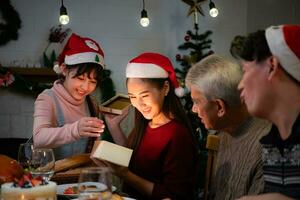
265 24 300 82
53 33 105 74
126 52 186 97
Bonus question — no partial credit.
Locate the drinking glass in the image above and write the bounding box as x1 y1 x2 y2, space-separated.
78 167 113 200
18 143 34 170
31 148 55 182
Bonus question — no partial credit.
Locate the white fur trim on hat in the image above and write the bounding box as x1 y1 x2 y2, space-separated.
53 62 61 74
65 52 105 67
175 86 186 97
126 63 168 78
266 25 300 82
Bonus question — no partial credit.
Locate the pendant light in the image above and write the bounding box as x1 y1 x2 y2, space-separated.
209 0 219 18
140 0 150 27
59 0 69 25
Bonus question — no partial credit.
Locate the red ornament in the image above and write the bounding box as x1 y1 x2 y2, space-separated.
176 54 181 61
184 35 190 42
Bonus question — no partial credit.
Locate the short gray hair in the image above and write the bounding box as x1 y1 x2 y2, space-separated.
185 54 242 107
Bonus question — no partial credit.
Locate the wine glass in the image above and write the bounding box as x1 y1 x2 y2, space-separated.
18 143 34 170
78 167 113 200
30 148 55 182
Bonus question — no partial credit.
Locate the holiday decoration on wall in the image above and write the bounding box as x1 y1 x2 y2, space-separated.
0 0 22 46
0 68 14 88
43 26 72 68
0 66 48 94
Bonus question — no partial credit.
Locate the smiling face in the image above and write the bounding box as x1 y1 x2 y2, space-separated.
190 85 220 130
63 68 98 101
238 60 270 117
127 78 168 122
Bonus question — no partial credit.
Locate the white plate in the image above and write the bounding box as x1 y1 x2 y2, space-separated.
56 182 117 198
72 197 135 200
71 197 135 200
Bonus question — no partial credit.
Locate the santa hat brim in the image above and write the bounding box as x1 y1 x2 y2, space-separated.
65 52 104 68
266 25 300 82
126 63 168 78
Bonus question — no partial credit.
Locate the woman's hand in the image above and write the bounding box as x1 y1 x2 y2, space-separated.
78 117 105 138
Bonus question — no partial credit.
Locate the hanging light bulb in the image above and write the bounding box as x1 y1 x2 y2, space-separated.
59 0 69 25
140 9 150 27
140 0 150 27
209 1 219 18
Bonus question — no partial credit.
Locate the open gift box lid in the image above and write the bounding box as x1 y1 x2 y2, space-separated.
99 94 131 115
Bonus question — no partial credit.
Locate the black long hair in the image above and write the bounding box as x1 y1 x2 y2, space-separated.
127 78 198 152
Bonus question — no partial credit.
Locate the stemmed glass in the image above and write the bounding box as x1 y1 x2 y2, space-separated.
78 167 113 200
30 148 55 182
18 142 34 170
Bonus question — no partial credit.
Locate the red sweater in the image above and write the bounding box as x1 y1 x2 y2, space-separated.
124 120 198 200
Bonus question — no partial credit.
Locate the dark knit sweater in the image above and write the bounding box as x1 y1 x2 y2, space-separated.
260 113 300 199
210 117 271 200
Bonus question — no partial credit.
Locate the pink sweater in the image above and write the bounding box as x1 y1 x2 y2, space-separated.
33 80 89 148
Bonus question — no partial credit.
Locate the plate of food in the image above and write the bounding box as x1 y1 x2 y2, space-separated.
56 182 117 198
72 194 136 200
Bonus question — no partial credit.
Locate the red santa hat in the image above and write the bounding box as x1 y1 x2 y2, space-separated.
126 52 185 97
265 24 300 82
53 33 104 73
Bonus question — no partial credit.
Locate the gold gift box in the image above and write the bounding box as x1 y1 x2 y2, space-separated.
99 94 131 115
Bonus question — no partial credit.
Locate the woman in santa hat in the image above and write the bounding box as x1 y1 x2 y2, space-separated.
101 52 199 200
33 33 106 159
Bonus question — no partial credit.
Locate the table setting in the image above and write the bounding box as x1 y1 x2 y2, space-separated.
0 142 136 200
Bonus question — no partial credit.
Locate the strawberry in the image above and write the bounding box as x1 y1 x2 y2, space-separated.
31 179 42 186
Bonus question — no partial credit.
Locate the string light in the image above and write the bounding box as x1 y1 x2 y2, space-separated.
140 0 150 27
209 0 218 18
59 0 69 25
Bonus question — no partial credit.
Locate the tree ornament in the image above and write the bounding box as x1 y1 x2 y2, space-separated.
0 0 22 46
184 35 191 42
181 0 207 17
176 54 181 61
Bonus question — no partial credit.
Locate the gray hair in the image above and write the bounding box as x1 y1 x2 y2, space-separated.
185 54 242 107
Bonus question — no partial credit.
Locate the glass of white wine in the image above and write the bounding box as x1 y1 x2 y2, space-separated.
78 167 113 200
30 148 55 182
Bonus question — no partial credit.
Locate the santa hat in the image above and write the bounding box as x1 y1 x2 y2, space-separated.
265 25 300 82
126 52 185 97
53 33 104 73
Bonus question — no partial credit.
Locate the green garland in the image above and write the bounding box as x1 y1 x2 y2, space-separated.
0 0 22 46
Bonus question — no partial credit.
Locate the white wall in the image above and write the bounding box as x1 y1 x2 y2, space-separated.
0 0 299 138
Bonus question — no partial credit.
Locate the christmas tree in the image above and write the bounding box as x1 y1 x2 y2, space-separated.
176 0 214 196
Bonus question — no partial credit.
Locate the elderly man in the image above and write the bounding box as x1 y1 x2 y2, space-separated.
185 54 271 200
231 25 300 200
